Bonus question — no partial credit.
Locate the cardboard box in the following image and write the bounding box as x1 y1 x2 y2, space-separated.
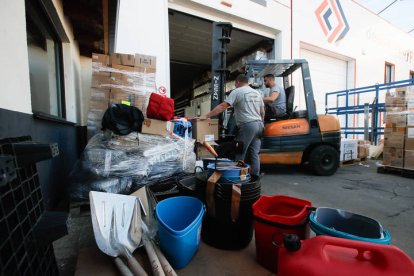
340 139 358 161
406 127 414 150
92 72 111 88
112 64 140 73
407 101 414 126
386 106 406 113
90 88 110 101
383 147 404 168
196 143 215 159
358 140 370 159
134 54 156 72
141 119 174 136
404 150 414 170
190 119 219 143
92 53 110 67
385 114 406 128
384 132 405 149
110 72 135 88
111 53 135 67
110 88 147 110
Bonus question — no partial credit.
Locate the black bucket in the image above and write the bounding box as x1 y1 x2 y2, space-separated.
196 173 261 250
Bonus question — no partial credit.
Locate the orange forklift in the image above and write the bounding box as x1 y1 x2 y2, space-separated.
210 23 341 176
245 60 341 176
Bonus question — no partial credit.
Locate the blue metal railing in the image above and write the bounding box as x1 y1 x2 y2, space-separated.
325 78 414 144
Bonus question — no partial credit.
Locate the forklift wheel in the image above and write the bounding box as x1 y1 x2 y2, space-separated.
308 145 339 176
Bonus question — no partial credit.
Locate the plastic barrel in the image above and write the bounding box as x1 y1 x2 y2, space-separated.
309 208 391 244
156 196 205 269
197 174 261 250
252 195 312 273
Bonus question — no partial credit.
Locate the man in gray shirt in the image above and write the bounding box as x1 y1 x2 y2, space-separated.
199 74 265 176
263 74 286 120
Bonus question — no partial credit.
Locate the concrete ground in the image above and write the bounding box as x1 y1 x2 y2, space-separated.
53 160 414 275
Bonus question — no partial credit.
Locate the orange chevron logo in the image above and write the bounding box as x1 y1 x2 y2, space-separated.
315 0 350 43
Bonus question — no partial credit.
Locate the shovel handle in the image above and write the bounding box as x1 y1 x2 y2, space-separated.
203 141 218 157
151 240 178 276
144 237 165 276
114 257 134 276
127 256 148 276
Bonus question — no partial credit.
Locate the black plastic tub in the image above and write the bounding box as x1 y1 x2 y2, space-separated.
196 173 261 250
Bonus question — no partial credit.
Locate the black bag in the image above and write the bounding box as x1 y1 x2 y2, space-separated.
101 104 144 135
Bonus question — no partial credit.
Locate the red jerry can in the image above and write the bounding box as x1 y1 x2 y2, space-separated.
278 235 414 276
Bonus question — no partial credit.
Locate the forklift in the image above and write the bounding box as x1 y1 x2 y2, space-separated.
210 22 341 176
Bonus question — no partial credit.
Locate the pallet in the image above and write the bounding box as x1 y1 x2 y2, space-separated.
340 157 367 167
377 166 414 178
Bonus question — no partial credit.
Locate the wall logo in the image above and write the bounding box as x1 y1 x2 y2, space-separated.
315 0 350 43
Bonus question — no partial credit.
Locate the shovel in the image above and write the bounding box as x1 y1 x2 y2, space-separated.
90 191 148 276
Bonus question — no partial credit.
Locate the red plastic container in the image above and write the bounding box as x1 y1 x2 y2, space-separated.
252 195 312 273
278 235 414 276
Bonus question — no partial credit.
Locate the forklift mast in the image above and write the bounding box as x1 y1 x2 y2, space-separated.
211 22 232 127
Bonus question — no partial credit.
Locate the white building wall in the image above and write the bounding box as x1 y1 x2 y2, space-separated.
116 0 171 96
0 0 32 114
0 0 84 125
294 0 414 88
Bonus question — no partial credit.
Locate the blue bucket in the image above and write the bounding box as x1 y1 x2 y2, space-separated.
156 196 205 269
310 210 391 245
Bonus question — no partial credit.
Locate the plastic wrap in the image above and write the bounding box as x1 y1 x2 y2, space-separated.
87 53 158 138
69 131 196 201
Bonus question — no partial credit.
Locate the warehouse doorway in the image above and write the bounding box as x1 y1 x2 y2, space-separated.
168 10 274 116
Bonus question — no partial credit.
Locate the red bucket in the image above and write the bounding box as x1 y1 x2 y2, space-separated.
252 195 312 273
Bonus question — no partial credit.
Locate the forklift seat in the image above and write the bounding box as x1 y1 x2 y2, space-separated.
285 85 295 116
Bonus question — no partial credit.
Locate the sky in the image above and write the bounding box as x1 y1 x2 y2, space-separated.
356 0 414 37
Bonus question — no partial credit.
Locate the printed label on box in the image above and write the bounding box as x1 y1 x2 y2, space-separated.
408 114 414 126
408 128 414 138
204 134 215 142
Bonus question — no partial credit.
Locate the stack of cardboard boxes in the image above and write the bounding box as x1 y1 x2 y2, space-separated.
87 53 156 138
383 86 414 170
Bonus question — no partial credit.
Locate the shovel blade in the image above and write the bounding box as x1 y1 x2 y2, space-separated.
89 191 142 256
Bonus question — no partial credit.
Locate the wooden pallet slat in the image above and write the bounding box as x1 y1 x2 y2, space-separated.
377 165 414 178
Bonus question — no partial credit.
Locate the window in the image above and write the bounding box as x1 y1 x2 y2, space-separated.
384 62 394 84
25 0 65 118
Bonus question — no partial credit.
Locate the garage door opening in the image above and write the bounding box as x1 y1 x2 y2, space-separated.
168 10 274 117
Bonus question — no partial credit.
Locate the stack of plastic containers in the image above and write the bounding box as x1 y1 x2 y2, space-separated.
252 195 312 273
